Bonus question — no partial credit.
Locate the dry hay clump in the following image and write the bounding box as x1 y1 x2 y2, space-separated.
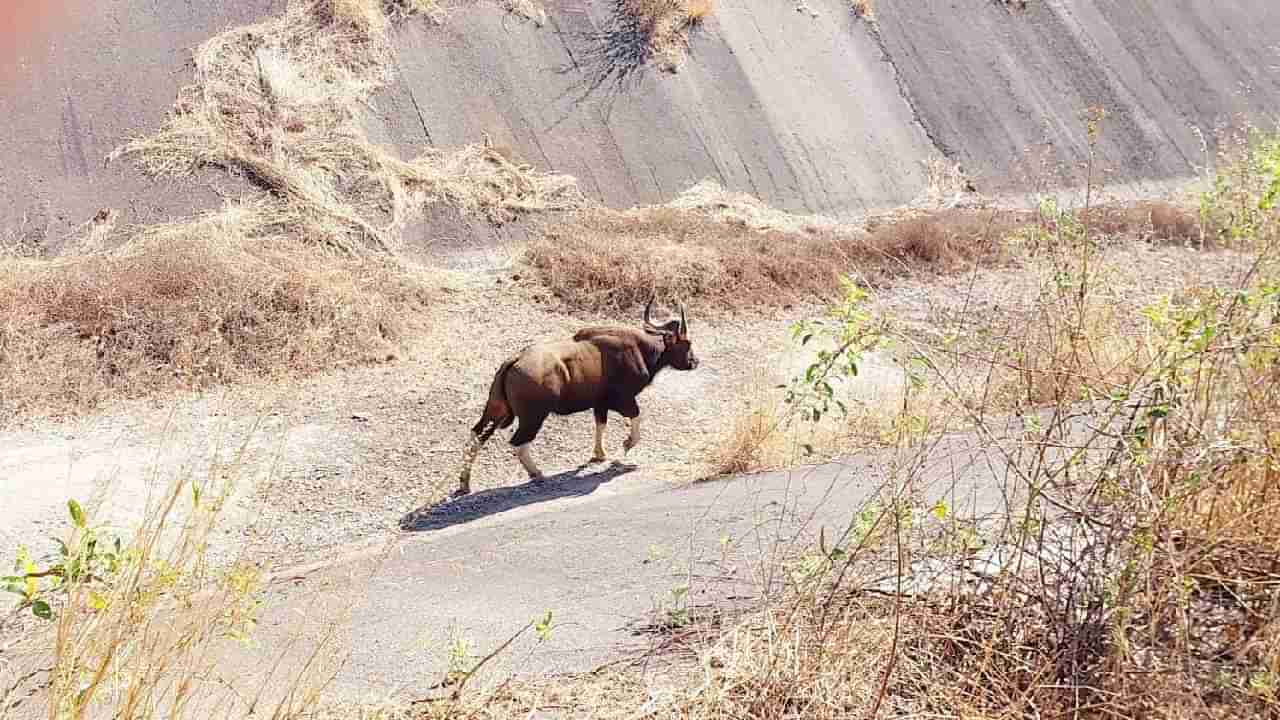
524 177 1211 315
1082 200 1206 246
665 179 846 234
526 189 1029 313
108 0 578 255
0 203 431 426
525 204 863 313
619 0 714 71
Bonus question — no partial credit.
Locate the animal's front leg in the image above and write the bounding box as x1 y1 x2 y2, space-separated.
510 412 548 480
623 414 642 455
514 442 544 479
616 396 642 456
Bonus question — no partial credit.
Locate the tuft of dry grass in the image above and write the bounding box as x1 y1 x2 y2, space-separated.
619 0 713 71
525 199 1035 314
706 404 778 475
324 0 391 36
1083 199 1205 246
685 0 714 22
108 0 576 255
525 183 1213 317
0 203 431 426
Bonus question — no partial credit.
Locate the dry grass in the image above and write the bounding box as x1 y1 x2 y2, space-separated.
689 138 1280 718
698 196 1229 478
619 0 714 71
662 179 847 234
0 203 431 426
422 594 901 719
108 0 578 255
851 0 875 22
454 149 1280 719
6 0 575 420
325 0 391 35
525 181 1214 316
525 199 1036 314
685 0 714 22
0 427 351 720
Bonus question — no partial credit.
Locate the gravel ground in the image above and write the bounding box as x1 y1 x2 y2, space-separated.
0 239 1256 577
0 270 805 575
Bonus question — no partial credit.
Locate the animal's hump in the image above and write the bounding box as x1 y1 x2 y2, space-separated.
572 325 639 342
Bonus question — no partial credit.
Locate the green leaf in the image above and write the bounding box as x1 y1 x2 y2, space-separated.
2 577 26 597
68 500 86 529
801 333 813 346
534 610 554 642
931 501 949 520
66 556 82 584
88 592 109 611
16 546 36 575
31 600 52 620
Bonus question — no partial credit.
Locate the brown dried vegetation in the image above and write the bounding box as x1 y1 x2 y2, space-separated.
524 199 1205 314
0 216 430 425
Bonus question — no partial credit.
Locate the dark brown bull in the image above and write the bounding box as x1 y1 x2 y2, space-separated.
456 299 699 496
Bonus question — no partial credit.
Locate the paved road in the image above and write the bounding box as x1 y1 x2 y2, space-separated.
215 416 1041 705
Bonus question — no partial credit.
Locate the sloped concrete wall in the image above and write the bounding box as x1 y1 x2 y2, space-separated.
365 0 934 219
0 0 283 247
369 0 1280 213
874 0 1280 194
3 0 1279 254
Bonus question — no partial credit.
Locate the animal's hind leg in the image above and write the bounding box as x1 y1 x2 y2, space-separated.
509 411 549 480
590 406 608 463
456 426 486 498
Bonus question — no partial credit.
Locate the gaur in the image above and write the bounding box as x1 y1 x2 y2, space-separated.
455 298 699 496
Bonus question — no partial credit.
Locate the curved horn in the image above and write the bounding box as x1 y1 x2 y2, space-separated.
680 303 687 335
644 295 659 330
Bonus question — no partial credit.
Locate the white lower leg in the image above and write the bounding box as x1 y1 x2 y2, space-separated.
592 420 607 460
514 442 543 478
623 415 642 454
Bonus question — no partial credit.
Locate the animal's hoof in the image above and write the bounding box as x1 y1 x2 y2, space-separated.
590 454 607 464
529 472 546 483
452 486 471 499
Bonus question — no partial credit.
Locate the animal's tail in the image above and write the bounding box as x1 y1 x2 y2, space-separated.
471 352 521 438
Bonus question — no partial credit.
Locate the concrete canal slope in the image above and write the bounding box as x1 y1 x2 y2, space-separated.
874 0 1280 194
6 0 1277 249
0 0 283 249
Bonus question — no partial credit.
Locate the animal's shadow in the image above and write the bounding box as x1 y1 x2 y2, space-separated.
399 461 637 533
